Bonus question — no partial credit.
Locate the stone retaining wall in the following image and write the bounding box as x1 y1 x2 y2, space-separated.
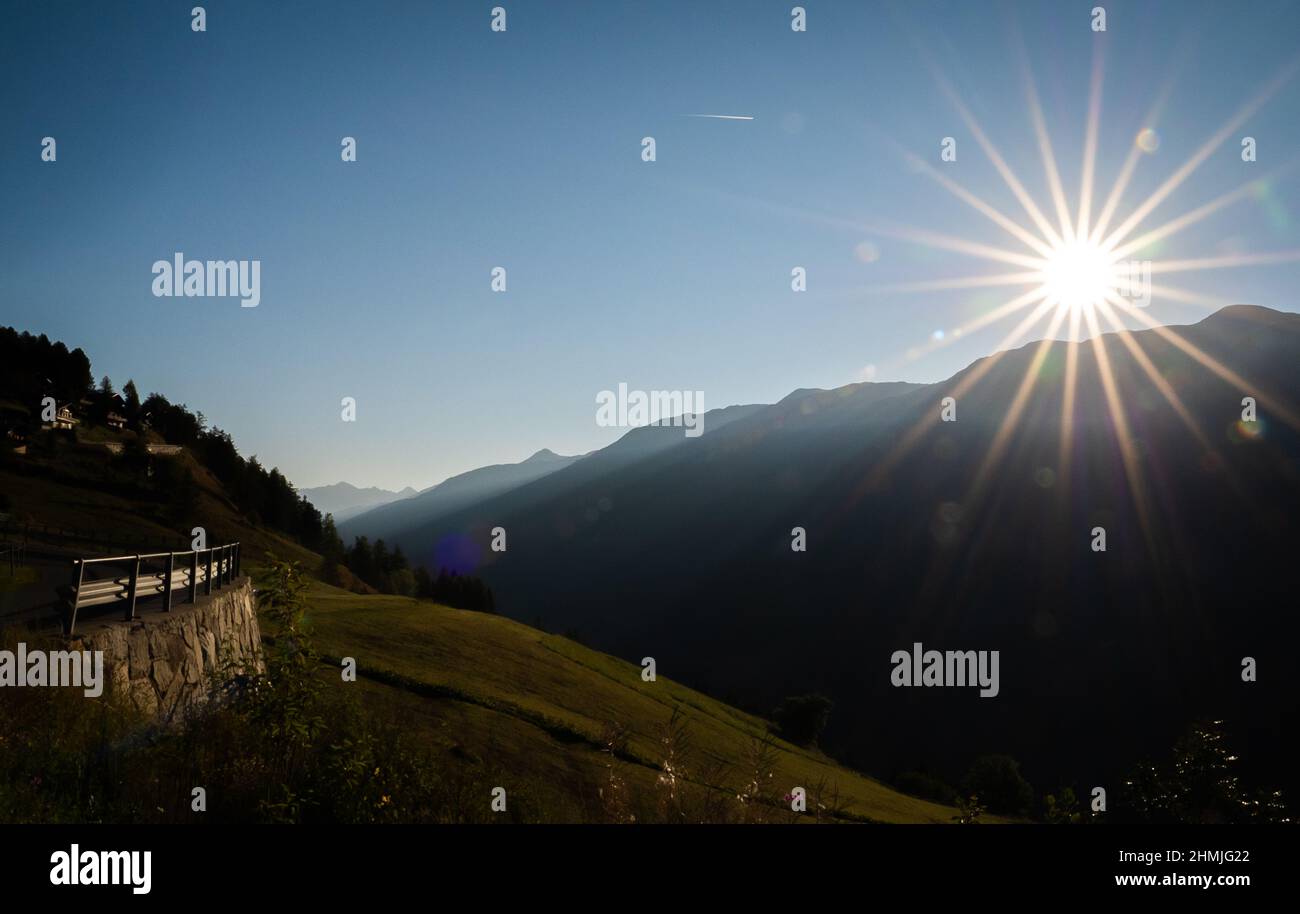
70 577 262 721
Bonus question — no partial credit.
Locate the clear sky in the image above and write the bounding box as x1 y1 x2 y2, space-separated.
3 0 1298 490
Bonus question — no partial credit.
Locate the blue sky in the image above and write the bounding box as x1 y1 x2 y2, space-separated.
3 0 1298 490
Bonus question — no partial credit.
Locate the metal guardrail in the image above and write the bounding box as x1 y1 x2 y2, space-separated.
62 542 241 635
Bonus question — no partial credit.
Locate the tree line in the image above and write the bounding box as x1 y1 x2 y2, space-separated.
2 325 494 612
316 521 495 613
0 327 93 416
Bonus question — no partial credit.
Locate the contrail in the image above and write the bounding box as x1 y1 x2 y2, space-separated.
686 114 754 120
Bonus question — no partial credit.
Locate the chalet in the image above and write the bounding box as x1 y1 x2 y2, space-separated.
48 405 80 430
106 411 127 430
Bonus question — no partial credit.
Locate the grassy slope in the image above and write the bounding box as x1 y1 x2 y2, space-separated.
303 580 967 823
1 430 317 566
4 428 967 822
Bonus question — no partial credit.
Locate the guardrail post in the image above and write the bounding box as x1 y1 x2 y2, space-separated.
189 550 199 603
163 552 175 612
125 555 140 622
65 559 85 636
204 547 213 596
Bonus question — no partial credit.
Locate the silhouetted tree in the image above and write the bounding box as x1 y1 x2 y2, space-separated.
962 755 1034 816
317 514 346 585
1122 720 1289 823
373 539 391 582
348 537 375 587
770 694 833 747
413 566 433 597
0 328 93 424
122 379 141 429
93 375 116 425
410 566 496 612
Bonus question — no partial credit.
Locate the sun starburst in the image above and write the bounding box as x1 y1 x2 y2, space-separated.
1039 238 1121 318
819 20 1300 533
853 25 1300 359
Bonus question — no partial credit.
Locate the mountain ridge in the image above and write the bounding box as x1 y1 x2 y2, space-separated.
299 481 419 523
343 304 1300 797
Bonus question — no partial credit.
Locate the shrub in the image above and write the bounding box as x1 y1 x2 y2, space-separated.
961 754 1034 816
770 693 832 747
1043 787 1083 824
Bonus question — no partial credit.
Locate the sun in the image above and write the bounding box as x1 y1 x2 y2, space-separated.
1040 239 1120 316
847 27 1300 364
830 23 1300 551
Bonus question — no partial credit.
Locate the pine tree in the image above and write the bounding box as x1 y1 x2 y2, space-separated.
122 379 142 429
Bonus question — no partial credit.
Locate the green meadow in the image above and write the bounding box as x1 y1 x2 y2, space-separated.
301 580 968 824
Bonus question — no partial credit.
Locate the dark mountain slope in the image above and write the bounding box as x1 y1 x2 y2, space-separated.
370 306 1300 799
347 402 778 553
339 448 585 544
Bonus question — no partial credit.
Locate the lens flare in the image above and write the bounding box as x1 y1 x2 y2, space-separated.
1136 127 1161 153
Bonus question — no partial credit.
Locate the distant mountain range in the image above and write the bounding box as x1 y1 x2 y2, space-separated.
299 482 418 523
337 305 1300 796
337 448 584 541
